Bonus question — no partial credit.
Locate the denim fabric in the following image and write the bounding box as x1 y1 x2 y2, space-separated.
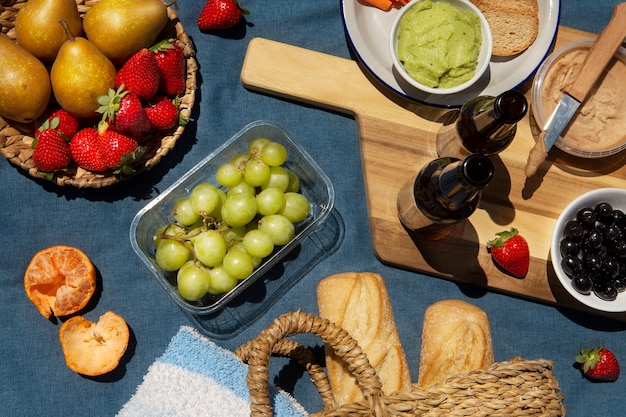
1 1 623 416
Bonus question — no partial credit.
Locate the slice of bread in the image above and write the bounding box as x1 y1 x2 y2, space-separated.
471 0 539 56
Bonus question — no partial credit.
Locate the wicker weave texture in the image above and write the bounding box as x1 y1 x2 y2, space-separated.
236 311 566 417
0 0 197 188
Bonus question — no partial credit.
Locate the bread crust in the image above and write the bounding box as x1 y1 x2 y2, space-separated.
417 299 494 387
317 272 412 406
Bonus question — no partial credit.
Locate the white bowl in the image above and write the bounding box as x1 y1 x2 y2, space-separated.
532 39 626 158
551 188 626 312
389 0 492 95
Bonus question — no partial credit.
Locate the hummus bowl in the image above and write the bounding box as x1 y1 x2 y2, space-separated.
532 39 626 158
389 0 492 95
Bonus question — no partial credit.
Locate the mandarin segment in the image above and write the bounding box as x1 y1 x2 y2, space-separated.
59 311 130 376
24 245 96 318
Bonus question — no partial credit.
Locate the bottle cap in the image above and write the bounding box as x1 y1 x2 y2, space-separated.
495 90 528 123
462 154 494 186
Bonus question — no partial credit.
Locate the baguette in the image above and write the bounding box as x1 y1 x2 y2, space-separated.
417 299 493 387
317 272 411 406
471 0 539 56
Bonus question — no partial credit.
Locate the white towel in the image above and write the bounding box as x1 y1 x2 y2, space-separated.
118 326 308 417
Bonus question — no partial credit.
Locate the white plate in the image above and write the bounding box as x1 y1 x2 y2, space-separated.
341 0 561 108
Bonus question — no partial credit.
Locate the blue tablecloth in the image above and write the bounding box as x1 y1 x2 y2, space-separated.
2 1 623 416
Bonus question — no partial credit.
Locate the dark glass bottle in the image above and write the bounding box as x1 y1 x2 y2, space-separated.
436 90 528 159
397 154 494 234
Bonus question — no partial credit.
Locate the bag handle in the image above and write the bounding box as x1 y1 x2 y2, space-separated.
236 310 387 417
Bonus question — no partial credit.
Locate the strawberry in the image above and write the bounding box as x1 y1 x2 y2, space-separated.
115 48 160 101
97 121 143 174
487 228 529 278
97 87 151 137
70 128 108 172
144 95 185 131
36 109 80 140
576 347 620 382
150 39 187 97
32 129 71 172
197 0 249 31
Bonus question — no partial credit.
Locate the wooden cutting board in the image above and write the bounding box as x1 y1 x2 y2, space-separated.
240 28 626 319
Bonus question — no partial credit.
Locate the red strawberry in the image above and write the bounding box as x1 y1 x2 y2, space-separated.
97 121 143 173
36 109 80 140
197 0 249 31
115 48 160 100
576 347 620 382
97 87 151 137
144 95 184 131
487 228 529 278
151 39 186 96
70 128 108 172
32 129 71 172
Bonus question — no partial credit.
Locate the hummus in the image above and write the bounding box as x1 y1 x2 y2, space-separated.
541 47 626 152
396 0 481 89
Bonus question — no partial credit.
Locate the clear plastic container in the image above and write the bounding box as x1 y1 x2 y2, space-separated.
130 120 335 315
531 39 626 158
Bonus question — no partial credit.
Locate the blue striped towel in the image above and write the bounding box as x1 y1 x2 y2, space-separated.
117 326 308 417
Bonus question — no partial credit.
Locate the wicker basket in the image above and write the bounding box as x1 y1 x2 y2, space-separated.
235 311 566 417
0 0 197 188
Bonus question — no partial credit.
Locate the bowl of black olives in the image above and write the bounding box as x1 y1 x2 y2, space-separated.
551 188 626 312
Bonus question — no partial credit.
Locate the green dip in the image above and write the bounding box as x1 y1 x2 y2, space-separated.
396 0 482 89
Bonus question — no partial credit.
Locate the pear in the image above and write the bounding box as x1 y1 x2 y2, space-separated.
51 20 116 118
83 0 168 64
0 34 51 124
15 0 84 64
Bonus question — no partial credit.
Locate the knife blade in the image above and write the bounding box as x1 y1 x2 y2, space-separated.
525 2 626 178
542 2 626 151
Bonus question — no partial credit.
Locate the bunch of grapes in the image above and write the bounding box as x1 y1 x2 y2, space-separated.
153 138 311 301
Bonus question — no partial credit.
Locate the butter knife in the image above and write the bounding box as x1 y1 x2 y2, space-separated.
525 2 626 177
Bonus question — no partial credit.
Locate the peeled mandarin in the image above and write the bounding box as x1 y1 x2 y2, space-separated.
59 311 129 376
24 245 96 318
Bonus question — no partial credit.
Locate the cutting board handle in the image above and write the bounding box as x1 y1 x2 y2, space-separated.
240 37 434 130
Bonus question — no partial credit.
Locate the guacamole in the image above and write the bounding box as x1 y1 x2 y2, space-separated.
396 0 482 89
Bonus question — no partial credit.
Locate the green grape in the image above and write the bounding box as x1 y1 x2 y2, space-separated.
221 193 258 227
261 142 288 166
243 229 275 258
244 158 271 187
280 192 310 223
173 197 201 226
216 162 243 187
248 137 271 156
260 165 290 191
190 183 221 215
156 240 192 272
223 250 254 280
193 230 228 267
256 187 286 216
286 169 301 192
259 214 295 245
177 261 210 301
230 153 249 170
230 242 262 268
222 225 246 244
226 179 255 197
207 266 238 294
154 224 187 249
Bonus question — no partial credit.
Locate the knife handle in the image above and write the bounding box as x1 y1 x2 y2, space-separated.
565 2 626 102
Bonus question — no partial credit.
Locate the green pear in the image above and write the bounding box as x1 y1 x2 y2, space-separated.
0 34 51 123
15 0 84 64
83 0 168 64
51 21 116 118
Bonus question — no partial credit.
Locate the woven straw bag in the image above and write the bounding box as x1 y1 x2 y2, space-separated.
236 311 566 417
0 0 197 188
